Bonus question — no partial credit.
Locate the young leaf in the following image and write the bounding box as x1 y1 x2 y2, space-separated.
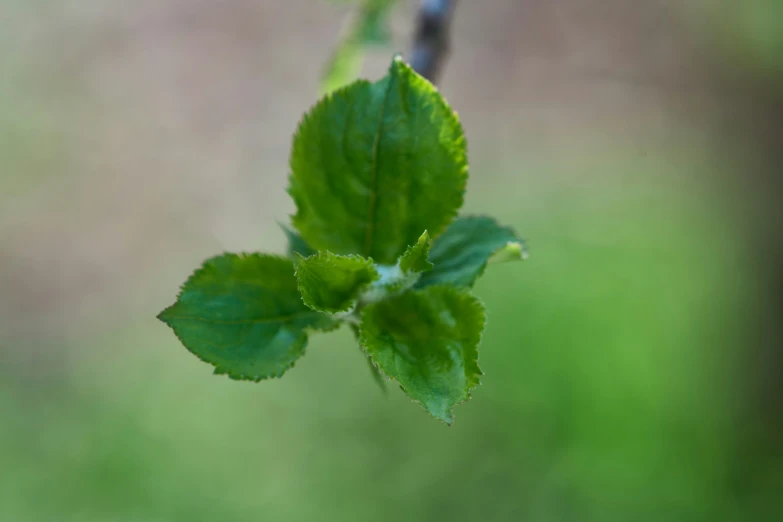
295 251 379 313
359 231 434 302
355 0 395 44
289 56 468 265
488 241 527 264
365 354 388 393
157 254 335 381
350 323 387 394
321 0 397 93
321 33 364 95
399 230 434 274
280 224 316 258
359 286 485 425
417 216 527 289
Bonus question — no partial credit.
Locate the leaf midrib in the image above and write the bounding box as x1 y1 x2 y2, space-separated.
362 70 397 258
160 310 321 326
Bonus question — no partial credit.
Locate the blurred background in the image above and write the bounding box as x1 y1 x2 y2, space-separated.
1 1 782 520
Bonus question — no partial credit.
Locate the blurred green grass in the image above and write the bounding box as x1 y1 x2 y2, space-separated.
2 147 779 522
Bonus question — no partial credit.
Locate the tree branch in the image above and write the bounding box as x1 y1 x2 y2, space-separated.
409 0 456 83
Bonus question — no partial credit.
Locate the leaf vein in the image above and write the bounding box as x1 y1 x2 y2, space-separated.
161 311 318 326
363 71 396 257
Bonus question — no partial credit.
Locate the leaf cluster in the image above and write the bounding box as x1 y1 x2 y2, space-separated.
159 58 526 424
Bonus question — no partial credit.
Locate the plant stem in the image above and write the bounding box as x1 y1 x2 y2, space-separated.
409 0 456 83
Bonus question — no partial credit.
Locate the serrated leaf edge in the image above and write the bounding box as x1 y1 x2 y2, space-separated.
357 285 487 426
287 79 373 245
390 57 469 246
289 57 469 262
399 230 434 274
293 251 380 314
426 214 528 289
156 252 335 382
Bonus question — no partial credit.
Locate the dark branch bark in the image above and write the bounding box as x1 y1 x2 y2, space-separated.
409 0 456 84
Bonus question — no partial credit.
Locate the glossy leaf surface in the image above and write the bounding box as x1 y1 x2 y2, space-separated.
417 216 526 289
399 230 434 274
360 285 485 424
290 57 467 265
295 252 379 313
158 254 334 381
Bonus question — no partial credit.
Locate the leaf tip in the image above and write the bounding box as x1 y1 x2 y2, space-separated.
488 240 529 264
156 306 174 324
434 408 456 426
388 53 414 79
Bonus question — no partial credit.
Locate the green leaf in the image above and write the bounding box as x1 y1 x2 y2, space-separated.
359 231 434 301
294 251 379 313
321 33 364 95
157 254 335 381
291 56 467 265
399 230 434 274
417 216 527 289
364 352 389 393
356 0 395 44
350 323 387 394
321 0 397 93
359 286 485 425
280 223 316 258
488 240 527 264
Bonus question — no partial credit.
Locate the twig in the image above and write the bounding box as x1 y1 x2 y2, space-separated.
409 0 456 83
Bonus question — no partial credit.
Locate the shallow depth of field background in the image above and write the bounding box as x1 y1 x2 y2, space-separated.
1 1 782 521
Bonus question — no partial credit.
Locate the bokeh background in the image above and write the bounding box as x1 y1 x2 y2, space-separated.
2 1 782 520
